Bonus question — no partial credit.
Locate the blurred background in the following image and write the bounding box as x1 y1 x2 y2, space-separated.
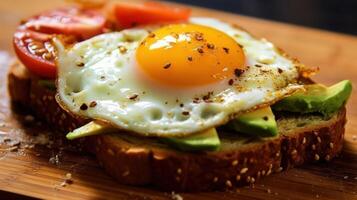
167 0 357 35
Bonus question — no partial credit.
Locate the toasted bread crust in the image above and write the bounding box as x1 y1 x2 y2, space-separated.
8 62 346 191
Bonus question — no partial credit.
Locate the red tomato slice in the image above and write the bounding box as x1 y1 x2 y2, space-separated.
114 1 191 28
24 7 106 39
13 29 58 78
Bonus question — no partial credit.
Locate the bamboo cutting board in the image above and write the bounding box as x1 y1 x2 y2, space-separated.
0 1 356 199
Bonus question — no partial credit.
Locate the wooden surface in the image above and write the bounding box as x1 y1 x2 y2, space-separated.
0 0 357 199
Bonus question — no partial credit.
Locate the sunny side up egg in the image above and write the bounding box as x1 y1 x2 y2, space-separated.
55 17 303 137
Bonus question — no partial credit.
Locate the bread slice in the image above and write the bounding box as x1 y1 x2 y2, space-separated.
8 61 346 192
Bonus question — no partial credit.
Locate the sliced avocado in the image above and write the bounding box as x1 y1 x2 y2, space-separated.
273 80 352 117
227 106 278 137
161 128 220 151
66 121 115 140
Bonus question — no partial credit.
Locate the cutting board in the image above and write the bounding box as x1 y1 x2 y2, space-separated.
0 1 356 199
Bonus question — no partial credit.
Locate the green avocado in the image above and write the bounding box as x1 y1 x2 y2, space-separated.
66 121 115 140
227 106 278 137
272 80 352 117
161 128 220 151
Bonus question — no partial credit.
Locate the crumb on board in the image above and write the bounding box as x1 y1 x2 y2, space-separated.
60 173 74 187
171 191 183 200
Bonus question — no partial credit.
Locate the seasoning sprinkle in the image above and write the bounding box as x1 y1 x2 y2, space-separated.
197 47 204 54
80 103 88 110
118 46 127 54
278 68 283 73
228 79 234 85
187 56 193 61
255 64 262 68
223 47 230 53
129 94 139 100
76 62 85 67
263 116 269 121
89 101 97 108
234 68 245 77
207 43 215 49
148 33 156 38
195 32 204 41
163 63 171 69
182 111 190 116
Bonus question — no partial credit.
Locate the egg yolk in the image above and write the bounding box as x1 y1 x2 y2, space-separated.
136 24 245 88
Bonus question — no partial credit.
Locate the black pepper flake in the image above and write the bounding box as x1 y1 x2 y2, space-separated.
179 103 184 107
255 64 262 68
228 79 234 85
187 56 193 61
80 103 88 110
207 43 215 49
193 98 200 103
129 94 138 100
263 116 269 121
194 32 204 41
223 47 230 53
197 47 204 54
89 101 97 108
182 111 190 116
238 44 244 48
163 63 171 69
148 33 156 38
278 68 283 73
234 68 245 77
76 62 84 67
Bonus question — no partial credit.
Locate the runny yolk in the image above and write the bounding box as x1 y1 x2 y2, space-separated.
136 24 246 88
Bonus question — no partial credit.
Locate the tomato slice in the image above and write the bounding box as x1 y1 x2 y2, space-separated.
24 7 106 39
114 1 191 28
13 29 58 78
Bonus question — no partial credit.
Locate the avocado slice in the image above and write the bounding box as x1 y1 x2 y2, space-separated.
161 128 220 151
66 121 115 140
67 122 221 152
273 80 352 117
227 106 278 137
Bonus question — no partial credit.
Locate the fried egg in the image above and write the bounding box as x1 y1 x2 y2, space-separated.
55 17 303 137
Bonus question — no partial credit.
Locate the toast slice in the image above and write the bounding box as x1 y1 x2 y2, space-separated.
8 61 346 191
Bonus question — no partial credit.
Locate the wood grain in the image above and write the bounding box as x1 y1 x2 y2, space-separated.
0 0 356 199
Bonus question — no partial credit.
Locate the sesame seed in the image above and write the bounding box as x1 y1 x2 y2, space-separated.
213 177 218 182
240 167 248 174
315 154 320 161
277 167 283 172
312 144 316 150
232 160 238 166
262 170 266 176
291 149 297 155
276 152 280 157
267 189 271 194
107 149 114 155
266 169 272 176
325 155 331 161
236 175 241 181
177 168 182 174
317 136 322 143
329 142 334 149
257 171 261 178
251 177 255 183
302 137 306 144
246 176 251 183
225 180 232 187
122 170 130 177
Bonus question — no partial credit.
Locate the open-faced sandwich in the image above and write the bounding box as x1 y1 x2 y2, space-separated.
8 1 352 192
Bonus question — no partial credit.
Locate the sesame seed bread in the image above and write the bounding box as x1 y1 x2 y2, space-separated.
8 61 346 191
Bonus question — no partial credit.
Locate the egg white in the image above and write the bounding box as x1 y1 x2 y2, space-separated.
55 18 303 137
